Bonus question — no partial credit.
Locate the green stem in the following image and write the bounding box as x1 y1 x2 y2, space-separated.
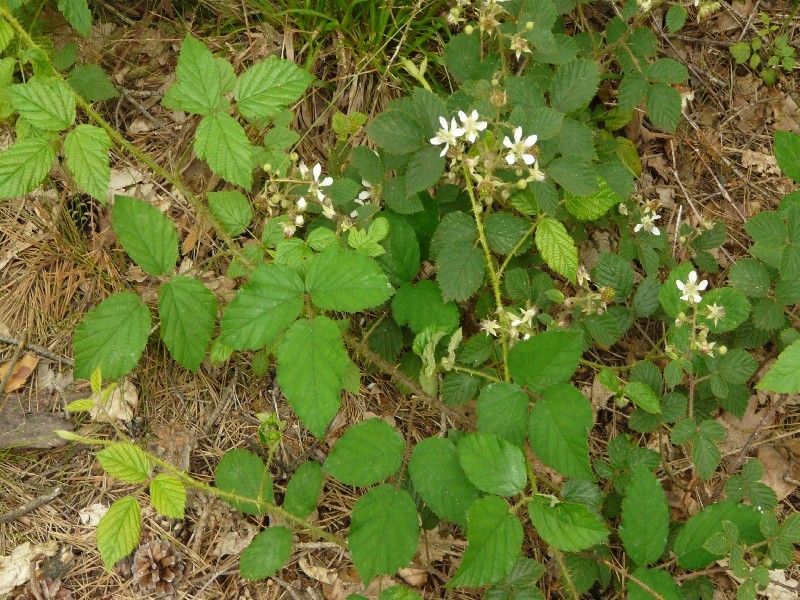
497 220 539 277
450 364 501 383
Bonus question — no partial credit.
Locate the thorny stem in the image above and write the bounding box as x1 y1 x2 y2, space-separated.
552 548 580 600
497 220 539 277
450 364 502 383
462 165 510 382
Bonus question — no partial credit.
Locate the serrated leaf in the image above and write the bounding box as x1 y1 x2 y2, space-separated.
97 496 140 568
436 243 485 302
594 251 635 299
528 384 593 480
10 78 76 130
240 527 292 580
208 190 252 236
158 276 217 371
646 83 682 133
666 4 688 31
305 245 393 312
565 178 623 221
112 195 178 275
623 381 661 414
485 212 533 256
64 125 111 202
235 57 313 122
477 383 529 446
619 466 669 565
547 156 600 196
549 58 600 113
508 330 583 392
323 419 404 486
628 567 682 600
215 449 273 515
618 72 648 112
528 496 609 552
757 339 800 393
535 218 578 281
367 109 427 154
349 485 419 584
194 112 253 189
73 292 151 379
161 36 225 115
276 317 348 438
0 138 56 199
220 264 304 350
149 474 186 519
64 397 95 412
774 130 800 183
405 145 445 195
57 0 91 36
647 58 688 84
284 461 322 518
408 437 480 526
457 432 527 496
375 212 421 285
449 496 524 587
66 64 119 102
97 442 151 483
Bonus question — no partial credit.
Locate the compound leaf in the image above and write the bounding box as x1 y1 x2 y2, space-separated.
528 497 609 552
235 57 314 122
97 442 151 483
619 465 669 565
535 218 578 282
149 474 186 519
10 77 75 130
458 432 527 496
508 330 583 392
305 245 393 312
112 195 178 275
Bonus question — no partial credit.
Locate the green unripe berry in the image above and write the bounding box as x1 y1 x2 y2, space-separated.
464 24 474 35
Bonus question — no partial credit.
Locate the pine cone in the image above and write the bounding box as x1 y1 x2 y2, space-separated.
132 540 185 596
26 578 73 600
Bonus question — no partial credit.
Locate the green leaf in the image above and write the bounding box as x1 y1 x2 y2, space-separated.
57 0 91 36
728 259 771 298
158 276 217 371
349 485 419 584
0 138 56 199
208 191 252 236
375 212 421 285
235 57 314 122
659 263 695 318
240 527 292 580
666 4 688 31
323 419 404 486
66 65 119 102
441 370 479 405
564 178 623 221
97 496 140 568
405 145 445 195
618 72 648 111
646 58 689 84
528 384 594 480
161 36 225 115
10 78 76 130
535 218 578 281
508 330 583 392
458 432 527 496
623 381 661 414
220 264 304 350
549 58 600 113
149 474 186 519
436 243 485 302
674 501 763 569
547 156 599 196
73 292 151 379
284 461 323 518
277 317 348 438
774 130 800 182
430 211 476 258
528 496 609 552
485 212 533 256
64 125 112 202
757 339 800 393
619 466 669 565
594 252 635 299
112 195 179 275
306 245 393 312
646 83 682 133
215 449 273 515
628 567 682 600
477 383 530 446
195 112 253 189
449 496 524 587
97 442 151 483
557 119 596 160
408 437 480 526
381 587 422 600
367 109 427 154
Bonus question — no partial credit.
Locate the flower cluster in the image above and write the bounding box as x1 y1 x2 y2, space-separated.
480 304 538 343
429 110 488 156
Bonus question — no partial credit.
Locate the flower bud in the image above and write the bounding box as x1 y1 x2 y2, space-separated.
289 152 299 162
296 197 307 212
718 345 728 355
464 24 474 34
517 179 527 189
525 21 534 30
294 214 304 226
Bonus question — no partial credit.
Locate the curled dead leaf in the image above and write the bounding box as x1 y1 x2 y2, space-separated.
0 354 39 393
89 379 139 423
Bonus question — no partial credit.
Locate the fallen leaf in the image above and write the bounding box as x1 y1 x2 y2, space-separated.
0 353 39 393
147 423 196 472
741 150 781 175
212 522 258 557
36 365 73 394
757 446 799 502
717 395 775 456
89 379 138 423
78 503 109 527
0 542 59 596
398 566 428 587
299 556 337 585
763 570 799 600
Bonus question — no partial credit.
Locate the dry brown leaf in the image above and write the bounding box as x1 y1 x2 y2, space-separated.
78 503 109 527
398 567 428 587
0 541 59 596
212 522 258 557
298 556 337 585
717 395 774 456
756 446 799 502
89 379 139 423
0 353 39 393
740 150 781 175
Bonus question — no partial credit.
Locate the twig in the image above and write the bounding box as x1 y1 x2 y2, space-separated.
601 559 667 600
0 333 74 367
0 486 62 524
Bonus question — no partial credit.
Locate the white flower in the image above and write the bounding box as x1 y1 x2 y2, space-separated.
634 213 661 236
502 127 538 166
430 116 465 157
509 306 537 327
480 319 501 336
577 265 591 287
458 110 488 143
322 202 337 220
358 180 373 202
309 163 333 201
296 197 307 212
705 302 726 327
528 163 546 182
294 214 304 226
298 161 310 178
676 271 708 304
